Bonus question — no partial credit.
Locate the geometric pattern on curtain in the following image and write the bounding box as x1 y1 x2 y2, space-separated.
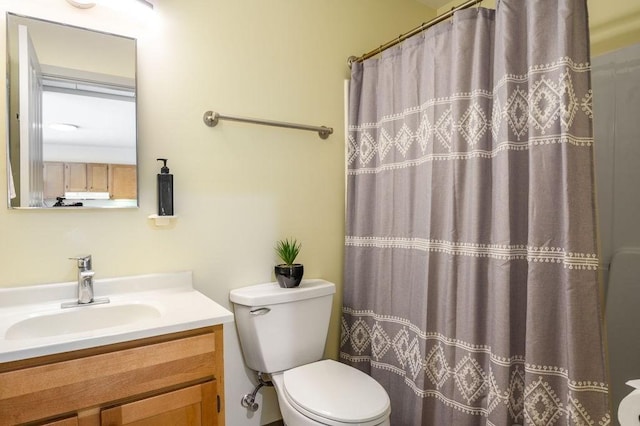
347 57 594 169
341 1 611 425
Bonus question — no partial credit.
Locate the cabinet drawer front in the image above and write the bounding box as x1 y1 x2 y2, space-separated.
43 416 79 426
0 332 216 425
101 381 216 426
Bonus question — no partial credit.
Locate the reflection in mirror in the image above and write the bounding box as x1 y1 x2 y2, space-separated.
6 13 138 209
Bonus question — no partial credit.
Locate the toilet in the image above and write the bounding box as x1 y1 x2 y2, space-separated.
230 279 391 426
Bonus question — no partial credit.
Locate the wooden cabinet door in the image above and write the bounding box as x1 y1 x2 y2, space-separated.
43 162 65 199
87 163 109 192
42 416 79 426
101 381 217 426
65 163 87 192
110 164 137 200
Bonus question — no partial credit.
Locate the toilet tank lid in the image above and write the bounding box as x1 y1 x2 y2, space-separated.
229 279 335 306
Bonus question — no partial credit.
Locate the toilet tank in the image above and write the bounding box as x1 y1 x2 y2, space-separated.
230 279 336 373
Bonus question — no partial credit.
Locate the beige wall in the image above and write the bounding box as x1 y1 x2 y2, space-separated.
436 0 640 55
0 0 434 424
587 0 640 55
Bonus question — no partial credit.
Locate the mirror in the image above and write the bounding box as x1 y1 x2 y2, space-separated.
6 13 137 209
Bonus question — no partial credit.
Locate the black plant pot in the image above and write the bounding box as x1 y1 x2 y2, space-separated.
274 264 304 288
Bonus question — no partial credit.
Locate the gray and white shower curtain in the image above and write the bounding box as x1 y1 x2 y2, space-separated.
341 0 611 425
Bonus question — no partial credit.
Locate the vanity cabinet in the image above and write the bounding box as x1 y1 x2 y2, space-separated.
101 381 216 425
42 417 79 426
0 326 225 426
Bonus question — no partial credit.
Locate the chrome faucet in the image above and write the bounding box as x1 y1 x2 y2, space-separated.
73 255 94 303
62 255 109 308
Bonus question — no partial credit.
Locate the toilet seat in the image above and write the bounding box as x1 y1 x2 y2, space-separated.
282 359 391 426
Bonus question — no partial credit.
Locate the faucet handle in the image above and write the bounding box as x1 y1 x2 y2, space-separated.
69 255 92 270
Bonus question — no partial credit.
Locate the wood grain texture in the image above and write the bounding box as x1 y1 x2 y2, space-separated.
101 381 216 426
42 416 79 426
0 325 224 426
213 326 225 424
109 164 137 199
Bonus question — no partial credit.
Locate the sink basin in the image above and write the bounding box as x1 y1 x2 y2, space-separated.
5 303 161 340
0 271 234 362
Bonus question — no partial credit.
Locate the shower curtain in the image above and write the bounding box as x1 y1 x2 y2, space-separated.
341 0 611 425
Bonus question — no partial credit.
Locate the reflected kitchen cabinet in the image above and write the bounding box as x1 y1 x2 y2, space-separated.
88 163 109 192
43 162 64 199
65 163 88 192
110 164 137 200
43 162 137 203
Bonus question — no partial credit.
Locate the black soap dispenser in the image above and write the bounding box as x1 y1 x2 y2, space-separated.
156 158 174 216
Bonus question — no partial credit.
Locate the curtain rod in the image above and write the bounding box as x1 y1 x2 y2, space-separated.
347 0 483 67
203 111 333 139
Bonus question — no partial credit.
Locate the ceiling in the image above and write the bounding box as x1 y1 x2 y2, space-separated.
43 91 136 150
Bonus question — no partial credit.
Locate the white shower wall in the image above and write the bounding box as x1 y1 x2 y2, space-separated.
592 42 640 415
593 43 640 278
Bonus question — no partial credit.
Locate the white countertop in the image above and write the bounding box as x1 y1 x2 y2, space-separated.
0 271 233 363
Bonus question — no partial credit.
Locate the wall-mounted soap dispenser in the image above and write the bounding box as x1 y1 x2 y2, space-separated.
157 158 173 216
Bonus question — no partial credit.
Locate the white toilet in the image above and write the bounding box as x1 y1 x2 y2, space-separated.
230 279 391 426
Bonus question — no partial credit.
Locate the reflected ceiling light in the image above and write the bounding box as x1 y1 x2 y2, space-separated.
66 0 96 8
49 123 79 132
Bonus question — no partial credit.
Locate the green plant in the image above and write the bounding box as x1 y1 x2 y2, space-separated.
275 238 301 265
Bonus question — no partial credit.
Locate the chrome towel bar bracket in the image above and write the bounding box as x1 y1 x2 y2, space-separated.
203 110 333 139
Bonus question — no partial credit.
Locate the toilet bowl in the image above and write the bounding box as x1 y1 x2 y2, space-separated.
271 360 390 426
230 279 392 426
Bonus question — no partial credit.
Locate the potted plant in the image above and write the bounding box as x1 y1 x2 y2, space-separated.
274 238 304 288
